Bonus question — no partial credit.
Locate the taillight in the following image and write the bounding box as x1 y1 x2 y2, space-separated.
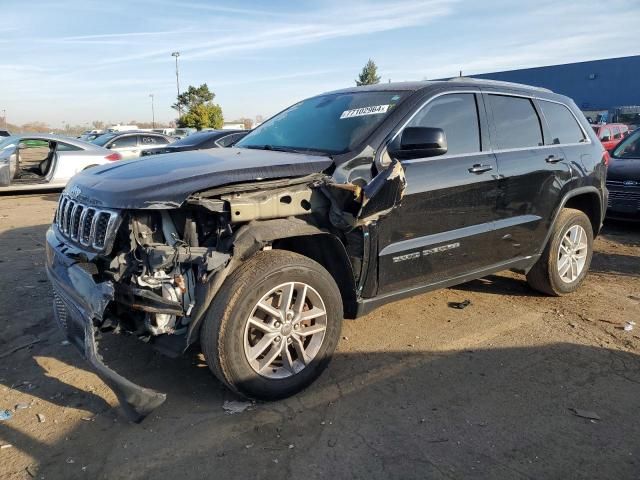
105 152 122 161
602 151 610 166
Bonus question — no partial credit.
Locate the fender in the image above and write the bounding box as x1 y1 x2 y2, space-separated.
537 185 603 256
185 217 352 347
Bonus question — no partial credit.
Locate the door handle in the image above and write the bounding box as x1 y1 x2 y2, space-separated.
545 155 563 163
468 164 493 174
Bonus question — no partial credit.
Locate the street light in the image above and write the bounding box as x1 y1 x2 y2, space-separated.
171 51 181 117
149 94 155 128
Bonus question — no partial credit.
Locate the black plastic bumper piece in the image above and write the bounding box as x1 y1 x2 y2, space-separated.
45 228 166 422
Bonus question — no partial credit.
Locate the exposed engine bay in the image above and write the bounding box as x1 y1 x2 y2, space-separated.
61 166 406 355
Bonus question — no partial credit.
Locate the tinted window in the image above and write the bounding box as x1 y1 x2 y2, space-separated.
92 133 117 146
140 135 168 145
539 100 585 145
407 93 480 155
56 142 82 152
488 95 543 149
109 135 137 148
236 91 406 154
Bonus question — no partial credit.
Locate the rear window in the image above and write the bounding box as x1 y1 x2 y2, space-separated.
539 100 585 145
487 95 543 149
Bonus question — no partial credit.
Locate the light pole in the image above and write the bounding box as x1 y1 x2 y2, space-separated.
171 51 181 117
149 94 155 128
2 110 6 129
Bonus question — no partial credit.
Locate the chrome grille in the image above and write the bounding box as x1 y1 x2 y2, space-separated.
54 194 120 252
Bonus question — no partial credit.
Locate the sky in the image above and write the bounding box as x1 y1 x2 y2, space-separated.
2 0 639 127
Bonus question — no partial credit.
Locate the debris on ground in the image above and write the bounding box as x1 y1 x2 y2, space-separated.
623 321 636 332
0 444 13 450
569 408 601 421
222 400 253 415
0 339 43 359
36 413 46 423
0 410 12 421
448 300 471 310
14 403 30 410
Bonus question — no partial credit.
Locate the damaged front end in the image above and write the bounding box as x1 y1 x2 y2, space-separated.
45 161 406 421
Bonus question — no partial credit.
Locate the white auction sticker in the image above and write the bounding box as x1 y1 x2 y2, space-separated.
340 104 390 119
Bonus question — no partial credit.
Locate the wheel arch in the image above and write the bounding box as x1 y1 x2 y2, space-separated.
186 217 357 348
539 186 603 256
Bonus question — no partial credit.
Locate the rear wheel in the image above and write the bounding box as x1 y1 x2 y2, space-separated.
201 250 343 400
526 208 593 296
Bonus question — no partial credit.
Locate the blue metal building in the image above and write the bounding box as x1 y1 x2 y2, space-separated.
470 55 640 111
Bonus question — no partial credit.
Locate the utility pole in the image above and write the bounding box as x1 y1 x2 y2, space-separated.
171 51 181 118
2 109 5 129
149 94 155 128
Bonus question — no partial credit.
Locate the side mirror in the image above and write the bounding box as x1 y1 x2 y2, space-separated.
18 142 27 150
390 127 447 160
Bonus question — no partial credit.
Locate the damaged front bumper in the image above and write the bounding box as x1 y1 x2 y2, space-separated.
45 228 166 422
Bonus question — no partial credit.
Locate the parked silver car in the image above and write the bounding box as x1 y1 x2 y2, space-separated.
0 134 120 192
91 131 174 159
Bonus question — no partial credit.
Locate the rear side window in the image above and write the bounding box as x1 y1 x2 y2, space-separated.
407 93 480 155
140 135 169 145
600 128 611 141
216 132 246 147
487 95 543 149
613 127 622 140
539 100 585 145
109 135 137 148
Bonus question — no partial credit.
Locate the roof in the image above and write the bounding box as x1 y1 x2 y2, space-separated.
324 78 555 96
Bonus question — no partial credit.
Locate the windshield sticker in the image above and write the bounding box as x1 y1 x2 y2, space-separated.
340 104 390 119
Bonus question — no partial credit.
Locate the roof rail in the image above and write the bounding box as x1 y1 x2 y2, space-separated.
447 77 553 93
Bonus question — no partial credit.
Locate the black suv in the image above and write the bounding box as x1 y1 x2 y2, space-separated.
46 79 607 420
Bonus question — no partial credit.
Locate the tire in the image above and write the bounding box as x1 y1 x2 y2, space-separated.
526 208 594 296
201 250 343 400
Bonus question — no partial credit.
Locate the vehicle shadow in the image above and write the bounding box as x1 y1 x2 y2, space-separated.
1 223 640 479
2 342 640 479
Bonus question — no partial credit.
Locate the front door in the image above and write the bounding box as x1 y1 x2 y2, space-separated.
376 92 500 294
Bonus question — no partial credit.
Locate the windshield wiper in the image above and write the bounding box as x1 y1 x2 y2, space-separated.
243 144 330 156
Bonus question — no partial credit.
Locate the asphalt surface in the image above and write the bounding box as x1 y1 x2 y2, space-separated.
1 191 639 479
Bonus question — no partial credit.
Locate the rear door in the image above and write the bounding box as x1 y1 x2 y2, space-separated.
485 93 570 260
376 91 500 294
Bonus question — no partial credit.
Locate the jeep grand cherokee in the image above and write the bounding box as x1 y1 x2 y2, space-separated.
46 78 608 420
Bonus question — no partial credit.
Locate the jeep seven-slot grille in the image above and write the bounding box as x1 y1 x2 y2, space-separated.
55 194 120 252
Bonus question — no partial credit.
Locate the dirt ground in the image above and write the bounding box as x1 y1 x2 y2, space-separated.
0 192 639 479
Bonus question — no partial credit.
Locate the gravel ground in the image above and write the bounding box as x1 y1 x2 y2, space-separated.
0 192 639 479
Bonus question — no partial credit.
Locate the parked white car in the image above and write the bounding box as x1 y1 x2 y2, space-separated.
91 131 174 159
0 134 121 192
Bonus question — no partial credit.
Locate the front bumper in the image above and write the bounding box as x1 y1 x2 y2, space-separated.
45 227 166 422
606 187 640 220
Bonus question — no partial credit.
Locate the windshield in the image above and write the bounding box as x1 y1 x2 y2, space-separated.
612 129 640 159
91 133 117 146
236 91 406 154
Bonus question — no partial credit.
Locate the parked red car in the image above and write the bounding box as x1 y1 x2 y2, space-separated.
592 123 629 150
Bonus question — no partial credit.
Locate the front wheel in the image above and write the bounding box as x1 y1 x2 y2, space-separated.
201 250 343 400
526 208 594 296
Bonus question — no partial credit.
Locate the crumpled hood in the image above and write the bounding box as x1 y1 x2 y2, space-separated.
66 148 333 209
607 157 640 182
